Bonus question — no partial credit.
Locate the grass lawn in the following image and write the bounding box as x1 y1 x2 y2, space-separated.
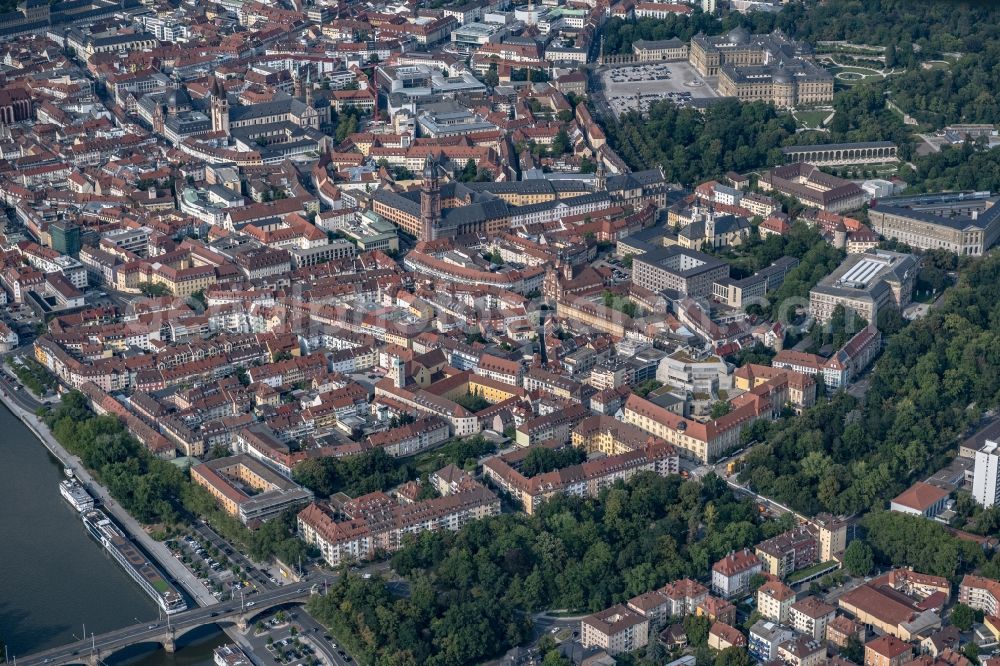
795 110 830 128
922 60 951 71
788 560 839 584
826 65 883 87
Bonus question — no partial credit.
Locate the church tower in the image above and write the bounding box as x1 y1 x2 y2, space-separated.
152 102 165 135
305 67 314 108
420 154 441 241
211 78 230 136
595 158 606 191
704 204 716 249
293 67 304 99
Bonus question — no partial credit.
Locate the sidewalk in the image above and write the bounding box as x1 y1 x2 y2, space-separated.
0 389 219 608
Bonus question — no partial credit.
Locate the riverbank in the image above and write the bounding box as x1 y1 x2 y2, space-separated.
0 388 267 664
0 388 220 610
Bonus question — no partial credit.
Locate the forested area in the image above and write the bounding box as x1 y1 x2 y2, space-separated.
602 87 911 187
901 143 1000 193
293 449 414 498
737 253 1000 517
604 0 1000 62
309 472 795 665
862 511 984 579
603 100 796 186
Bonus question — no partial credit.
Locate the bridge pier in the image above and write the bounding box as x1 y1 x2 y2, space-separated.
163 628 176 653
237 616 249 633
86 650 102 666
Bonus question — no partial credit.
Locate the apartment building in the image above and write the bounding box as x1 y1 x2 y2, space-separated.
789 596 837 641
778 636 826 666
959 575 1000 616
749 620 795 662
514 403 590 447
813 513 848 561
708 622 747 651
755 526 818 579
712 549 763 598
626 577 710 631
365 416 450 457
571 415 666 456
865 635 913 666
298 481 500 567
475 353 522 386
581 605 649 655
482 440 678 515
973 441 1000 508
757 579 795 624
827 615 865 648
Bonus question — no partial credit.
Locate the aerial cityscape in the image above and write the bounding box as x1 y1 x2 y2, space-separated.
3 1 1000 666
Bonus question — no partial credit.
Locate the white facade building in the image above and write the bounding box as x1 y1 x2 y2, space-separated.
973 440 1000 508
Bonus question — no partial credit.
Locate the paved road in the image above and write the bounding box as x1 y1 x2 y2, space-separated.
17 583 320 666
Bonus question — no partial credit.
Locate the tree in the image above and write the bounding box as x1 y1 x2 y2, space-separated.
841 636 864 664
964 641 980 665
552 128 571 155
715 647 753 666
684 614 711 648
951 603 976 631
542 650 570 666
138 282 171 297
484 67 499 88
710 401 732 419
458 158 478 182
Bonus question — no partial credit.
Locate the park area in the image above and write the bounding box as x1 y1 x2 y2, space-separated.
826 64 884 85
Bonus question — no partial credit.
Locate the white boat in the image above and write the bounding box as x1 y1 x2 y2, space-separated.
60 479 95 512
81 509 188 615
214 644 251 666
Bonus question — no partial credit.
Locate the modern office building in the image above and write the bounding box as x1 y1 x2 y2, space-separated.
632 246 729 298
49 220 81 257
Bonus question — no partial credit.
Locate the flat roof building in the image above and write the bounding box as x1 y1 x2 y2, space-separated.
809 249 917 324
869 192 1000 257
632 246 729 299
191 454 313 527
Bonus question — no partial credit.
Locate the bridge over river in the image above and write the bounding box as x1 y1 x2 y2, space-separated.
17 580 329 666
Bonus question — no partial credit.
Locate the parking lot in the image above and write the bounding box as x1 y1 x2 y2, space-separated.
599 61 718 119
245 607 359 666
166 531 278 603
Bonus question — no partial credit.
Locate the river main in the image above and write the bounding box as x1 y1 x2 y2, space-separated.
0 402 224 665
